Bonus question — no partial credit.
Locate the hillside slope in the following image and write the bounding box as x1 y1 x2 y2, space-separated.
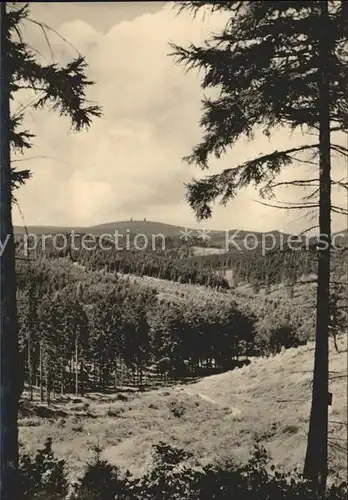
14 220 212 238
19 336 347 482
13 220 295 248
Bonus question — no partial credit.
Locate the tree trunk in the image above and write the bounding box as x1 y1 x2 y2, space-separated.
139 362 143 389
332 333 340 354
303 2 331 494
0 5 21 498
60 359 64 396
80 359 85 396
39 341 44 403
114 359 117 389
75 336 78 396
28 333 33 400
98 363 102 388
132 366 136 386
45 356 50 405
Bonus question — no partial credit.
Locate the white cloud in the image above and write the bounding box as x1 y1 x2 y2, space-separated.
13 3 347 233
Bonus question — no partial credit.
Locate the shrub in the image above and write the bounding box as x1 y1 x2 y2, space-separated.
20 417 42 427
269 325 302 354
254 319 304 356
17 439 348 499
70 445 131 500
168 400 186 418
19 437 68 500
197 445 347 500
134 441 200 499
72 423 84 432
106 406 124 417
116 393 128 402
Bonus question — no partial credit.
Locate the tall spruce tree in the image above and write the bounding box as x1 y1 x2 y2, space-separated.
0 3 101 499
1 4 19 498
171 1 347 493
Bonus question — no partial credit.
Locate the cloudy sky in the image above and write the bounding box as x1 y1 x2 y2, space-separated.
12 1 347 233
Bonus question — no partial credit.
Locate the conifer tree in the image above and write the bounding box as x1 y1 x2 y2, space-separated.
171 1 347 493
0 4 101 498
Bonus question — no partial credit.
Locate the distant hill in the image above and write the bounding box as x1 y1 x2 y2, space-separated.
89 220 194 237
13 220 347 251
14 225 86 236
14 220 204 238
14 220 292 249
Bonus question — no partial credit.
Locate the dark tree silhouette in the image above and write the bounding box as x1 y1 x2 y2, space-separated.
170 1 347 493
1 5 20 499
0 3 102 499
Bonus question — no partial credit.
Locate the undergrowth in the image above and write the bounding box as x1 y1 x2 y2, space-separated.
17 438 347 499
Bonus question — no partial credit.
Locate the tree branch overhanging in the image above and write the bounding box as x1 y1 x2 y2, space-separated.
6 3 103 193
185 145 319 219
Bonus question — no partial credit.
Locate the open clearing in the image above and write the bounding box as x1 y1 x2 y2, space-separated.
19 336 347 483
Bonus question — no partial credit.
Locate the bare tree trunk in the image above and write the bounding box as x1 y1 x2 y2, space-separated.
45 355 50 405
61 369 64 396
60 358 64 396
33 350 38 388
332 333 340 354
303 2 331 494
114 359 117 389
39 341 44 403
28 333 33 400
0 5 21 498
75 336 79 396
98 363 102 388
139 362 143 389
80 358 85 396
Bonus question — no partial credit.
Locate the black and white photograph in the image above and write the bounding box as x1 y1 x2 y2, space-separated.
0 1 347 499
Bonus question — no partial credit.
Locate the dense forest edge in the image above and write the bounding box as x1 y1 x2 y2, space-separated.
15 233 347 398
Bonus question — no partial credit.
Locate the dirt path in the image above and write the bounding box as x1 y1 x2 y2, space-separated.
175 386 242 417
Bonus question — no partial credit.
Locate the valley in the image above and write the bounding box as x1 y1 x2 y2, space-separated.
19 335 347 483
15 222 347 491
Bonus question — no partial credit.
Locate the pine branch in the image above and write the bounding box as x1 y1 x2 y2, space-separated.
174 1 243 16
185 146 319 219
255 200 319 211
6 3 103 193
299 225 319 235
172 0 348 225
331 143 348 158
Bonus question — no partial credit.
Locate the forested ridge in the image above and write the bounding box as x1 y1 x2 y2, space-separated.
16 232 348 291
16 240 347 401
